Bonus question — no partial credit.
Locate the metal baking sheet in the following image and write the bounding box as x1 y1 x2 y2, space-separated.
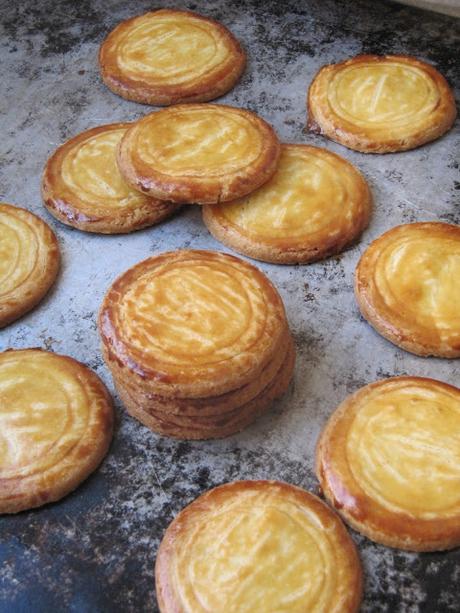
0 0 459 610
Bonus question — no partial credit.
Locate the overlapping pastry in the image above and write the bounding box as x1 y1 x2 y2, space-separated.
355 222 460 357
117 104 280 204
203 144 371 263
42 123 179 234
316 377 460 551
308 54 456 153
0 349 114 514
99 9 246 105
0 202 60 327
155 480 363 612
99 250 295 439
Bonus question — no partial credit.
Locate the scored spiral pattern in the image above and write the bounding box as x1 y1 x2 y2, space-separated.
329 62 439 126
217 145 368 240
0 203 59 327
133 107 264 176
156 482 362 612
347 383 460 517
116 16 228 84
61 127 147 207
0 349 113 514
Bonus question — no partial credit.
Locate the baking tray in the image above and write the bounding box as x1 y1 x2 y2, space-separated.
0 0 459 610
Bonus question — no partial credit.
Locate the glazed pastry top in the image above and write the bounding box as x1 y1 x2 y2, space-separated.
156 481 362 613
212 145 370 243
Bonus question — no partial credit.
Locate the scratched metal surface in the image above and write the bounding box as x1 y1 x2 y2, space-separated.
0 0 459 611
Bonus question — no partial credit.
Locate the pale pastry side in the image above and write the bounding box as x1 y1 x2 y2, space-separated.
116 341 295 440
103 331 293 416
156 480 362 612
117 104 280 204
0 349 114 514
307 54 456 153
99 9 246 105
42 123 179 234
316 377 460 551
0 202 60 328
355 222 460 357
203 144 372 263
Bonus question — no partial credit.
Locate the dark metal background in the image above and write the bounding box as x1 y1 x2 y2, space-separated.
0 0 459 611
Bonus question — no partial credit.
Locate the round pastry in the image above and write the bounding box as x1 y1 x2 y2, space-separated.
316 376 460 551
117 104 280 204
99 9 246 105
99 249 288 398
0 202 60 328
155 480 362 612
355 222 460 357
0 349 114 514
42 123 179 234
307 54 456 153
104 331 294 417
203 144 371 264
117 340 295 440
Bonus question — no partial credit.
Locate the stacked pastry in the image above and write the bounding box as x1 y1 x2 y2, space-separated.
99 250 295 439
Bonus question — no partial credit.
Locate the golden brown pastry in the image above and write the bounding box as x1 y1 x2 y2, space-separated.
99 249 289 398
115 338 295 440
355 222 460 357
100 250 295 439
316 376 460 551
103 331 293 417
203 144 371 263
99 9 246 105
0 202 60 328
155 480 362 612
0 349 114 514
307 54 456 153
117 104 280 204
42 123 179 234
